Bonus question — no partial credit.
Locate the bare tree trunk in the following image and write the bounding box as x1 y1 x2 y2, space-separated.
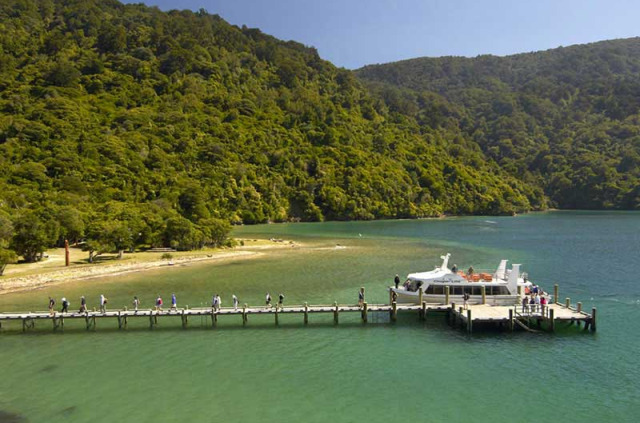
118 249 124 259
0 263 6 276
89 250 94 263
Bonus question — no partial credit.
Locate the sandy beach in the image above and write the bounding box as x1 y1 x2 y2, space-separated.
0 239 298 295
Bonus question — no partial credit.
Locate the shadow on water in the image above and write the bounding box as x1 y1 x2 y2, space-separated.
38 364 58 373
58 406 76 418
0 410 27 423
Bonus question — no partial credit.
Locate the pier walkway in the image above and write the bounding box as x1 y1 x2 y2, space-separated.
0 296 594 333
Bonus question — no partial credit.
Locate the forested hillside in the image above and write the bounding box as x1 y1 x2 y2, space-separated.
0 0 535 264
356 40 640 209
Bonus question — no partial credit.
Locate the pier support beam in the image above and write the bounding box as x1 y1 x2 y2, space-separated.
242 304 248 325
334 302 339 325
211 310 217 328
565 298 571 308
181 310 188 329
554 284 559 304
591 308 597 332
508 308 514 332
362 302 368 322
549 308 555 332
445 286 450 305
467 309 472 334
418 287 423 305
304 302 309 325
275 306 279 326
577 302 582 313
391 301 397 322
481 285 486 305
421 301 427 321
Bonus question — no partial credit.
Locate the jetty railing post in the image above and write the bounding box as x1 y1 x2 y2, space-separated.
577 302 582 313
467 309 472 333
459 307 463 329
554 284 559 304
481 285 486 305
181 309 187 329
591 307 597 332
421 301 427 321
242 304 247 325
275 305 279 326
549 308 555 332
450 302 456 326
333 301 339 325
565 298 571 309
304 302 309 325
149 312 154 329
445 286 450 305
118 311 122 330
362 302 368 322
418 287 423 305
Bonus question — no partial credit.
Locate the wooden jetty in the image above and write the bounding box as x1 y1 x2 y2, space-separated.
0 285 595 334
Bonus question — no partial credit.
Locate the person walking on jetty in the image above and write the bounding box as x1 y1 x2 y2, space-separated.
60 297 69 314
358 289 364 308
232 294 238 311
394 274 400 289
265 292 272 308
212 294 219 311
155 295 163 311
100 294 107 313
79 296 87 313
278 293 285 310
170 293 177 311
216 294 222 310
133 296 140 312
48 297 56 316
463 292 470 310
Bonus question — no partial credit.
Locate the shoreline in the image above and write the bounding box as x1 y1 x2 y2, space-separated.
0 239 299 296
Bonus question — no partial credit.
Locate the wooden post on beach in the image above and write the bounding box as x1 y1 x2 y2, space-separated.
243 304 248 325
508 308 514 332
467 309 472 333
549 308 555 332
591 308 597 332
418 287 423 305
554 284 559 304
334 301 339 325
481 285 486 305
445 286 450 305
64 239 70 267
304 302 309 325
362 302 368 322
391 301 397 322
565 298 570 308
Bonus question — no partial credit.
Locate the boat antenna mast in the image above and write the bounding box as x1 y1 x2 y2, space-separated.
439 253 451 270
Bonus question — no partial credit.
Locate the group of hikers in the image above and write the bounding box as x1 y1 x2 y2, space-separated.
46 292 289 315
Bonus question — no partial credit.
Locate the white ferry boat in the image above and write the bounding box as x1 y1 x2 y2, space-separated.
390 254 533 306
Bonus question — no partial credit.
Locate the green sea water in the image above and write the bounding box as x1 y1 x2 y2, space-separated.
0 211 639 422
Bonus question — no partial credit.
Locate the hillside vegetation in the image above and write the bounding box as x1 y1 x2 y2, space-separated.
0 0 537 264
356 40 640 210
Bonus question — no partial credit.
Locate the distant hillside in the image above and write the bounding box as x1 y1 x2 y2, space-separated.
356 39 640 209
0 0 534 241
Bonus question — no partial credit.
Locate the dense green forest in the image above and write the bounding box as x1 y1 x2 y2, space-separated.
356 40 640 210
0 0 538 266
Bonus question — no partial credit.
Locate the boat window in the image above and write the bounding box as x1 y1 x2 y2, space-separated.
425 286 434 294
472 287 481 295
463 287 472 295
433 285 444 295
452 286 463 295
496 286 509 295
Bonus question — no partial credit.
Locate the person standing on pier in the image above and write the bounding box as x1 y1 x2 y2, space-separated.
216 294 222 310
155 295 163 311
61 297 69 314
48 297 55 316
100 294 107 313
521 296 528 314
79 296 87 313
358 289 364 308
232 294 238 310
212 294 219 311
278 293 285 310
463 292 470 310
265 292 272 308
394 274 400 289
170 293 177 311
133 296 140 312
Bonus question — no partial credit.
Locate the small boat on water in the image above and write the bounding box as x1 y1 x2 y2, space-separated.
390 253 534 306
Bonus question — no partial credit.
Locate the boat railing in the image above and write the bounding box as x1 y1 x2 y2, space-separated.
514 304 550 319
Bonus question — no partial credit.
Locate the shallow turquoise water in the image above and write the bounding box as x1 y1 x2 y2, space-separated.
0 212 638 422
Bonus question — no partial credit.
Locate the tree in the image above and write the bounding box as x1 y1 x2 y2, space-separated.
0 248 18 276
199 218 231 247
58 207 85 245
10 215 49 263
